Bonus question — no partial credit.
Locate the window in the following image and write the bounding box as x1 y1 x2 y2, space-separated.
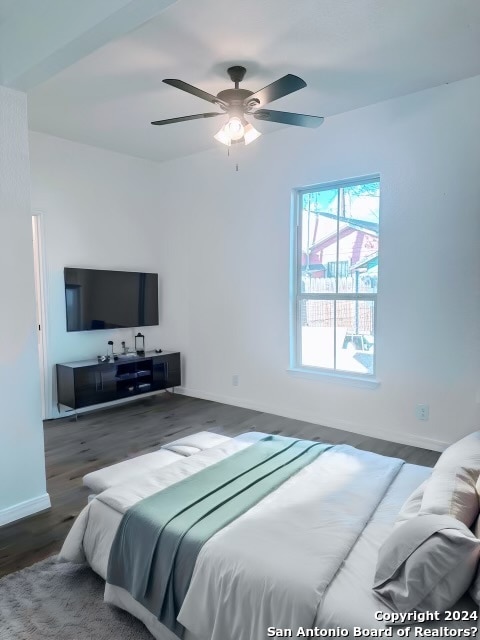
291 176 380 377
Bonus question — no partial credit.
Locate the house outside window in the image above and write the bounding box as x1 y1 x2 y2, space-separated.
291 176 380 377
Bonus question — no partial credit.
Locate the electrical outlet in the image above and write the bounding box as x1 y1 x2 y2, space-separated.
415 404 429 421
232 374 239 387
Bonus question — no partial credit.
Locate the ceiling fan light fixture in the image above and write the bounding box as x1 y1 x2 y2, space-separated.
214 116 245 146
226 116 244 141
213 124 232 146
243 122 261 145
214 117 261 146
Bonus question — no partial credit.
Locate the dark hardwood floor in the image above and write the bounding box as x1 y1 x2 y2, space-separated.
0 393 440 579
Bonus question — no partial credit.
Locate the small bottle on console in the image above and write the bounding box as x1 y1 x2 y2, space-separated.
135 332 145 356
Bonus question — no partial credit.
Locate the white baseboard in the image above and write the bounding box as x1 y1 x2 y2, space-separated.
177 387 449 452
0 493 51 527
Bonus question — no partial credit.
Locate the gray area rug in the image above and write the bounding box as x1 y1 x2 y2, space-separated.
0 556 153 640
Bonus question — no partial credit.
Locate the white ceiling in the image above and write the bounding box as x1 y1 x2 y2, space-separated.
0 0 29 24
26 0 480 164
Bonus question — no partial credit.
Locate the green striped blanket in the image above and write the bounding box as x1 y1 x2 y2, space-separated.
107 435 333 637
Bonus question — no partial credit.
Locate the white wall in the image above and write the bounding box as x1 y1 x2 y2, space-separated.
0 86 49 525
149 74 480 450
30 74 480 450
29 132 188 418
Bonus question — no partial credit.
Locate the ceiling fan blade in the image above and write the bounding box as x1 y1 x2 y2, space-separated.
151 112 223 126
253 109 324 128
163 79 228 107
245 74 306 107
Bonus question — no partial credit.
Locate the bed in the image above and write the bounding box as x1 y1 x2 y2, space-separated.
60 431 480 640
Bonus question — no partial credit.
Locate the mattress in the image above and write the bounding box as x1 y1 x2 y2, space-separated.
60 436 478 640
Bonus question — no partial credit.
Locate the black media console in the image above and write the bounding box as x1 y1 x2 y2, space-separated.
56 350 181 411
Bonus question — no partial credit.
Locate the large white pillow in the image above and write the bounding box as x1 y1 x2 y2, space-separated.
419 431 480 527
396 479 428 527
467 475 480 605
374 514 480 613
385 432 480 609
397 431 480 528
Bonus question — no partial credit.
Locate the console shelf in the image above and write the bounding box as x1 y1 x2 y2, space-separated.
56 350 181 411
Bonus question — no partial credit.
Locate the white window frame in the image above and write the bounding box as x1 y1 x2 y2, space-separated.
289 175 380 385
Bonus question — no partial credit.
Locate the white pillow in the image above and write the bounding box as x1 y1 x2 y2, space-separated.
374 514 480 613
419 431 480 527
161 431 231 456
388 432 480 607
396 479 428 527
396 431 480 528
434 432 480 471
162 444 201 456
467 476 480 605
83 448 182 493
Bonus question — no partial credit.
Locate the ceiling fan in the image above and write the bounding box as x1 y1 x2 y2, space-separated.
151 65 324 146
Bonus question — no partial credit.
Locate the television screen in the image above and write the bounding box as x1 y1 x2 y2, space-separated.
64 267 159 331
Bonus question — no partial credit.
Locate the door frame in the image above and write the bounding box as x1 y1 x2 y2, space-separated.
32 211 50 419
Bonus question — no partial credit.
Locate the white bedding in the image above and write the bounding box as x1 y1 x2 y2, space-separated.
60 436 477 640
61 434 265 570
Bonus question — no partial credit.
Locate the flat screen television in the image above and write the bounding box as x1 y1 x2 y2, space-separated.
64 267 159 332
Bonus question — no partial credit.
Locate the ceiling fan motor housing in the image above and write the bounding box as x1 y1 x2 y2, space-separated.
227 65 247 85
216 88 254 110
217 67 256 114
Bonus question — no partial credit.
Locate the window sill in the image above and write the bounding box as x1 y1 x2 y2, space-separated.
287 367 380 389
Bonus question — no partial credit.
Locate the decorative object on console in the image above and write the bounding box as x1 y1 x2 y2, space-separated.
135 332 145 356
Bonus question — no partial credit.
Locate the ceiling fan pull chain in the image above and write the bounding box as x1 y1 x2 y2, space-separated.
226 145 239 170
